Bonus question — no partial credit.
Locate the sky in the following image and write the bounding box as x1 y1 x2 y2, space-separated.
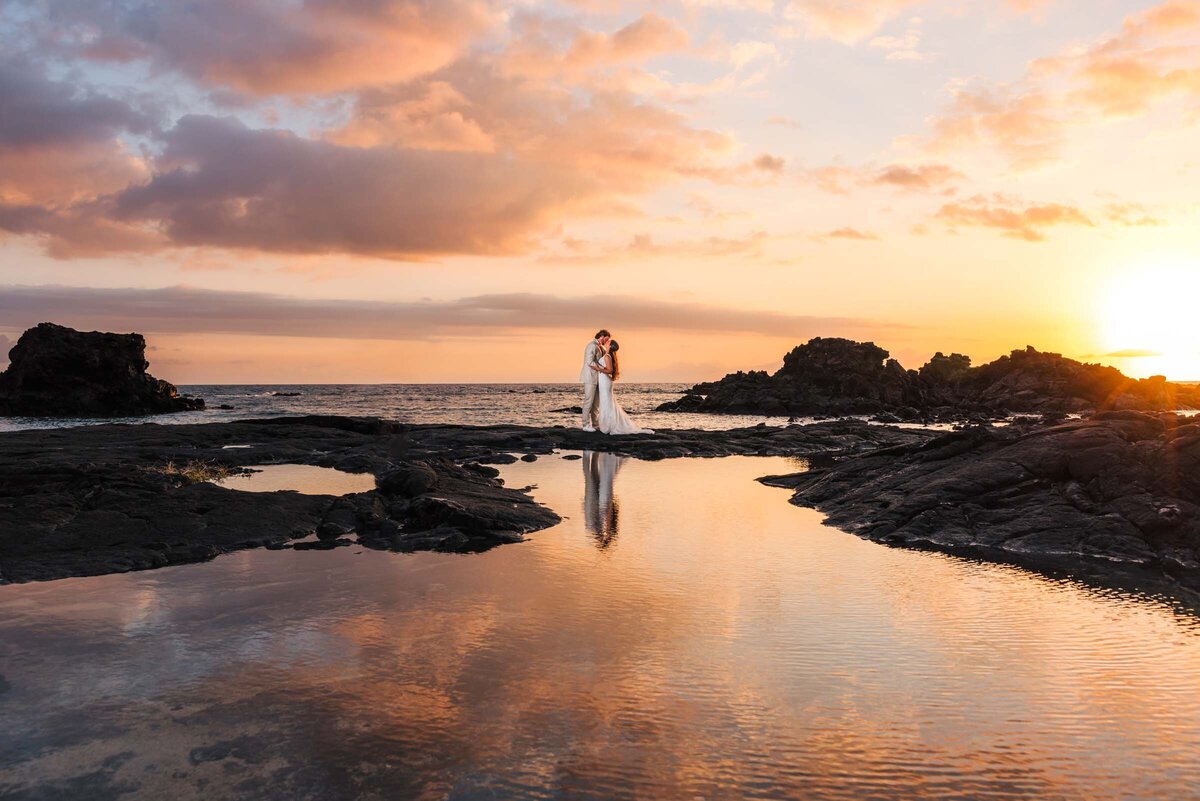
1 0 1198 383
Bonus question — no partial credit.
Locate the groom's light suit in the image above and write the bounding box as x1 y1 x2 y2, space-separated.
580 339 602 430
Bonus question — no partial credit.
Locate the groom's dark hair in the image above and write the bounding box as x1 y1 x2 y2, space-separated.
595 329 611 339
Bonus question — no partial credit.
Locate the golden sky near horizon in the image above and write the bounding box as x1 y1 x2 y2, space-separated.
1 0 1198 382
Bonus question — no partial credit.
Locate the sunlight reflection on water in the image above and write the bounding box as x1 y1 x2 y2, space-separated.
1 454 1198 799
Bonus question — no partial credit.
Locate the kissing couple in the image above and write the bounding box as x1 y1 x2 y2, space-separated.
579 329 654 435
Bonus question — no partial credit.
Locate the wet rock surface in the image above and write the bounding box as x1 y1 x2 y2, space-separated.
0 323 204 417
660 337 1200 421
0 414 928 583
761 411 1200 589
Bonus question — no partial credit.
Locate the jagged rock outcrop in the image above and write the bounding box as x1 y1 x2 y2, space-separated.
659 338 1200 420
0 323 205 417
761 411 1200 586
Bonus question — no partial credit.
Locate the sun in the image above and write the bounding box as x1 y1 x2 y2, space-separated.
1097 262 1200 381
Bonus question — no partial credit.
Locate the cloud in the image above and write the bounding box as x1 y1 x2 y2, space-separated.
752 153 786 173
780 0 922 44
1 53 734 259
869 16 932 61
0 60 152 205
934 195 1093 241
926 1 1200 166
1099 349 1164 358
1104 202 1167 227
927 87 1063 169
502 12 690 89
822 227 880 241
808 161 963 193
871 163 963 190
541 231 770 263
766 115 804 128
0 285 904 341
105 114 596 258
21 0 496 96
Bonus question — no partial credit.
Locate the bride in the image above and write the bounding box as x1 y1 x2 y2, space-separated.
589 339 654 435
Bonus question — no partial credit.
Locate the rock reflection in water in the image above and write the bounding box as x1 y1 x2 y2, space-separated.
582 450 626 549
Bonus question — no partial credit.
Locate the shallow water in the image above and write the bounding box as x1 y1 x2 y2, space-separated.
2 455 1199 799
215 464 377 495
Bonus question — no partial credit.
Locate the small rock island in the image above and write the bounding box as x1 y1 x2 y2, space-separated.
0 323 205 417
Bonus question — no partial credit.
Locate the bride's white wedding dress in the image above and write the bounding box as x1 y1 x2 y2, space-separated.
598 367 654 435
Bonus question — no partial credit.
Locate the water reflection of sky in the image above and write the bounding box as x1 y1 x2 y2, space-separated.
1 455 1199 799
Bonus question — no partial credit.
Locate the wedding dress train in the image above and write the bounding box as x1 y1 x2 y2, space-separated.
597 371 654 435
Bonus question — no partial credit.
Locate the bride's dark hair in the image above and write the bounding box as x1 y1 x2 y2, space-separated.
607 339 620 381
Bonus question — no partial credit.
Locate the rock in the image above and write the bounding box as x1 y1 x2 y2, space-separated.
0 323 205 417
478 453 519 465
292 538 353 551
770 412 1200 586
217 404 235 410
659 337 1200 420
377 462 439 497
562 454 583 460
551 406 583 414
520 454 538 462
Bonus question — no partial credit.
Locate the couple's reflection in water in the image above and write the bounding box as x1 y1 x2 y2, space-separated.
581 450 626 549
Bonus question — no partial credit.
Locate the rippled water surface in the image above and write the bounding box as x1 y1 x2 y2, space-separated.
2 455 1199 800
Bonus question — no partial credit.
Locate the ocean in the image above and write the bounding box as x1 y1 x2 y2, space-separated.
0 383 801 433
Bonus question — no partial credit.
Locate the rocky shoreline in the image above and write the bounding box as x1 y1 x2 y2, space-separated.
659 337 1200 422
0 415 929 583
4 411 1198 593
761 411 1200 592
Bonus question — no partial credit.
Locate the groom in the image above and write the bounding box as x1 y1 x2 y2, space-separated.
580 329 610 431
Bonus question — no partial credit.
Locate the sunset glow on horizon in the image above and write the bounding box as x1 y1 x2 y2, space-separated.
2 1 1199 382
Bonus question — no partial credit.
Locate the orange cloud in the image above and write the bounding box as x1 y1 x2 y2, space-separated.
927 0 1200 166
1103 202 1167 227
504 12 690 87
808 161 963 193
928 88 1063 168
823 227 880 241
935 195 1093 241
541 230 770 263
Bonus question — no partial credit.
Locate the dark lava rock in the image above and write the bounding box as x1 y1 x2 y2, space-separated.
0 323 205 417
659 337 1200 420
293 538 354 551
551 406 583 414
521 454 538 462
562 454 583 460
377 462 439 497
478 453 519 465
762 411 1200 588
